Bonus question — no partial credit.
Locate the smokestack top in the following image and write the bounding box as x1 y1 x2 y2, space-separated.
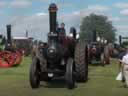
49 3 58 12
7 24 11 29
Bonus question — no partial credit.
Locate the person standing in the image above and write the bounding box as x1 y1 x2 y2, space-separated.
117 48 126 83
120 48 128 87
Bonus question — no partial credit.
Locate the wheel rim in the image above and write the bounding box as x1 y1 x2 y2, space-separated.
0 51 15 68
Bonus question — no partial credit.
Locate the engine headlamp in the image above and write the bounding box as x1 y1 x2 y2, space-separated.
76 34 79 39
69 33 73 37
49 49 54 53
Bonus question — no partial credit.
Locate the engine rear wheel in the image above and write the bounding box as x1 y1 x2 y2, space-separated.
29 57 40 89
75 42 88 82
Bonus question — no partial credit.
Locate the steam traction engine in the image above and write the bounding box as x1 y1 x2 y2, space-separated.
29 3 88 89
0 25 22 68
88 31 110 66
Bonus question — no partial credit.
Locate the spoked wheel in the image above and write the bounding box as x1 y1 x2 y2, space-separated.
14 51 22 66
0 51 15 68
66 58 75 89
29 57 40 89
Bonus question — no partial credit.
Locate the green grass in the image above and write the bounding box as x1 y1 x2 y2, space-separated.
0 57 128 96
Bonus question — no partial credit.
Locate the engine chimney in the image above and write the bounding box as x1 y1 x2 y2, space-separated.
92 30 97 42
48 3 58 33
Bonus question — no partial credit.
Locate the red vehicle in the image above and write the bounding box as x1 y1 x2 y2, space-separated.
0 25 22 68
87 31 110 66
88 42 110 66
13 37 33 56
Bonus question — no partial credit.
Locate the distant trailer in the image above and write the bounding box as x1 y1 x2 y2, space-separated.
13 37 33 56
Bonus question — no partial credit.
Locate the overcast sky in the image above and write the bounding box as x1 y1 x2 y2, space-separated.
0 0 128 41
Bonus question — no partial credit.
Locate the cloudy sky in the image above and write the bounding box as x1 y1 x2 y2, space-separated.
0 0 128 41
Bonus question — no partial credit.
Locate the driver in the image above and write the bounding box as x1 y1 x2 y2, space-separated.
58 22 66 36
57 22 66 44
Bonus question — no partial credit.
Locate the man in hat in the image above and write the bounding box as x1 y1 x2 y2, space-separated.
57 22 66 43
58 22 66 36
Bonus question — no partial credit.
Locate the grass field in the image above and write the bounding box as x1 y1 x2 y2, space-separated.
0 57 128 96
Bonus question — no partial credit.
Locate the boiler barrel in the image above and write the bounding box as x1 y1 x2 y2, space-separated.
92 30 97 42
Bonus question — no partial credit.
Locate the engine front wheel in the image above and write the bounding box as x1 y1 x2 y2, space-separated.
29 57 40 89
65 58 75 89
